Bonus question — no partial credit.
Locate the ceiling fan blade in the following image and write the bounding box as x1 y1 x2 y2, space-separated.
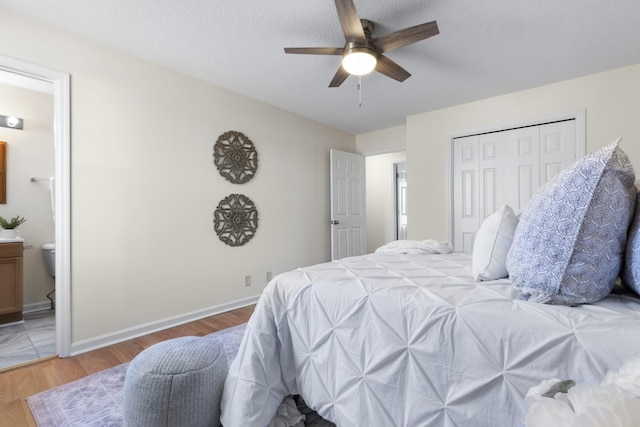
375 55 411 82
284 47 344 55
334 0 366 42
373 21 439 53
329 66 350 87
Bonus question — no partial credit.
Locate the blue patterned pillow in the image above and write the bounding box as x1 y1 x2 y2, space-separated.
506 140 636 305
621 182 640 295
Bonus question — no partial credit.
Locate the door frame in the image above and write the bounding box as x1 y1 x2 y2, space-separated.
0 54 71 357
393 161 407 241
447 109 586 249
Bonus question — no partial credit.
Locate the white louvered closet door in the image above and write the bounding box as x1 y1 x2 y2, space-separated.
452 120 577 252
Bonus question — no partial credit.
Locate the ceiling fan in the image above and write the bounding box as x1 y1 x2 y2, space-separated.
284 0 439 87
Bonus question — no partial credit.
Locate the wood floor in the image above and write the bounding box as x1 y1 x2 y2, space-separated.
0 305 254 427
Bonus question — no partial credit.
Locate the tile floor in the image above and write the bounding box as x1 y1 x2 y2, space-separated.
0 310 56 370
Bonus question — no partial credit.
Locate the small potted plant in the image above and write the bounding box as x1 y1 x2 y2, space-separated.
0 215 26 238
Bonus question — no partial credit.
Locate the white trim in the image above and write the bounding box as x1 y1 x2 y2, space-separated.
446 142 454 248
392 161 406 241
70 295 259 356
0 69 53 94
0 54 72 357
449 109 586 142
23 301 53 314
0 319 24 328
447 109 587 246
358 147 407 157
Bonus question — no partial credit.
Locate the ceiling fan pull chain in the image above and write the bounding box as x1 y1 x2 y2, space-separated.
358 75 362 108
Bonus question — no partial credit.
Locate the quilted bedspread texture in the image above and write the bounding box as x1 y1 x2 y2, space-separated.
220 253 640 427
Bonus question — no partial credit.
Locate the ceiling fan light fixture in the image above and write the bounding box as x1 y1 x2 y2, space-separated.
342 47 377 76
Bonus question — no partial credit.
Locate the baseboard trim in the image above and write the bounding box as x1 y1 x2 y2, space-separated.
69 295 259 356
23 301 53 314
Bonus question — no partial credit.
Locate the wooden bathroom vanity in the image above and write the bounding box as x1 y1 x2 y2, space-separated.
0 241 23 324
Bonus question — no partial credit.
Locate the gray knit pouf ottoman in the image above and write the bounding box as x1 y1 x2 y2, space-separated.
123 336 228 427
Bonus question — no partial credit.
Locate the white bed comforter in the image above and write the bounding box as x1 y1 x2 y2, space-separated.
220 253 640 427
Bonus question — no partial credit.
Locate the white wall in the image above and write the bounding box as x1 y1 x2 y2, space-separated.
365 152 406 253
0 83 55 308
356 125 406 155
0 9 355 347
406 63 640 242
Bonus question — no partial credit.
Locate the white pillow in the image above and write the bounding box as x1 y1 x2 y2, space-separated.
472 205 518 281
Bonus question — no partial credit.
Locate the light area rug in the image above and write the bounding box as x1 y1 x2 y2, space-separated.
28 363 128 426
27 324 247 427
27 324 334 427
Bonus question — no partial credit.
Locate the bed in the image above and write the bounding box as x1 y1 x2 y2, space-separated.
221 141 640 426
220 252 640 427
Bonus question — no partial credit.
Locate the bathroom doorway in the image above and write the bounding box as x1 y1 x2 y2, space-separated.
0 74 56 369
0 54 71 360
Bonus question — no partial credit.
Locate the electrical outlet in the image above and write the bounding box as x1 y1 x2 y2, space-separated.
244 275 251 287
266 271 273 282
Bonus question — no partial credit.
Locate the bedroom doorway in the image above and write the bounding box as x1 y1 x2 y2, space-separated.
364 151 407 253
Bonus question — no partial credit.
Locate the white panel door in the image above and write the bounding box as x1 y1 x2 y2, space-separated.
478 131 509 221
453 136 480 252
330 150 366 260
505 126 540 213
452 119 577 251
539 120 576 185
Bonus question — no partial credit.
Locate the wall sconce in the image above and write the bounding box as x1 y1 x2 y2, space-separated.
0 115 24 130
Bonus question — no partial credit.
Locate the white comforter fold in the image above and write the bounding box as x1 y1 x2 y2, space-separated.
221 253 640 427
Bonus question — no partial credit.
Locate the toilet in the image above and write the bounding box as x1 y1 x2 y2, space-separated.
42 243 55 309
42 243 55 278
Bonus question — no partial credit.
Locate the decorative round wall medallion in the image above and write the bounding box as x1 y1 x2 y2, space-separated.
213 131 258 184
213 194 259 247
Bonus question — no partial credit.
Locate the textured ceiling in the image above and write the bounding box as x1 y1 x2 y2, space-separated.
1 0 639 134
